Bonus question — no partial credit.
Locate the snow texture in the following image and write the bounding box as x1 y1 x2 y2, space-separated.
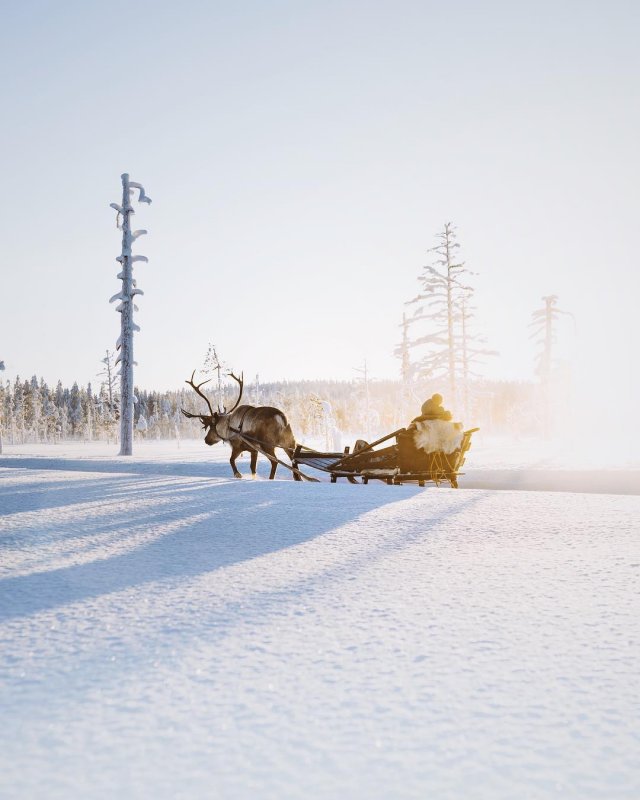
1 441 639 799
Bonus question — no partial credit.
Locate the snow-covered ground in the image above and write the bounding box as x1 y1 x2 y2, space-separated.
1 441 639 799
2 436 638 493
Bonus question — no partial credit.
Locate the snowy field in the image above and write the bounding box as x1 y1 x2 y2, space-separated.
1 440 639 799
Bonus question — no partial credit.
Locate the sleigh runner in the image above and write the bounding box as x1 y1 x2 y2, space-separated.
291 426 479 487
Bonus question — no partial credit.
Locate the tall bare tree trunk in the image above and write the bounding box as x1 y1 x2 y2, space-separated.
118 175 134 455
110 173 151 456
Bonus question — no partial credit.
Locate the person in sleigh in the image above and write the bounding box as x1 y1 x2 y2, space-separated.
409 393 453 427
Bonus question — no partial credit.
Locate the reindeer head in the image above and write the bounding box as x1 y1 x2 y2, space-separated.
181 370 244 445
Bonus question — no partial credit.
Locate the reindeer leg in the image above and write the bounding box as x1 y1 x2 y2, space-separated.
230 444 243 478
250 448 258 478
264 446 278 479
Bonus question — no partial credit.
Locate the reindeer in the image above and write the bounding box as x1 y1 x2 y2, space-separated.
181 371 301 480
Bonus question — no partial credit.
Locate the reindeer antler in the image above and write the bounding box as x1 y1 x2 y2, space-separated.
184 370 215 417
225 371 244 414
181 409 202 419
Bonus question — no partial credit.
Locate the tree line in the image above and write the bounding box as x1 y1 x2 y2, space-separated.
0 371 542 448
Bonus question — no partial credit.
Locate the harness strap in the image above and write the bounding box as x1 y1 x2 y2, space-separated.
235 406 251 432
212 406 251 440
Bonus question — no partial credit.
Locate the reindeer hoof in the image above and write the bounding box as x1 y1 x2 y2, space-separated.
234 472 242 479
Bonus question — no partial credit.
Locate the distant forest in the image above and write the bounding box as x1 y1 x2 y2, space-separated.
0 374 541 447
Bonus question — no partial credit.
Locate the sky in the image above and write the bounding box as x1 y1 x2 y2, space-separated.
0 0 638 413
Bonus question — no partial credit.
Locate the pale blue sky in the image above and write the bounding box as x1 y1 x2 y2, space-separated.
1 0 638 412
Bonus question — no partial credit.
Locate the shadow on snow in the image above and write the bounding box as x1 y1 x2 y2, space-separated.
0 459 468 621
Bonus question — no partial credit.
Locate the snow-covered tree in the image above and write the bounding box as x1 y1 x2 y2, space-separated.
405 222 495 418
84 382 95 441
42 385 58 443
68 382 83 436
529 294 574 435
24 375 43 441
12 377 25 443
110 173 152 456
54 380 65 409
394 312 418 426
98 349 119 421
406 222 470 403
202 344 227 412
353 360 376 439
0 376 5 453
3 380 15 447
529 295 574 387
58 404 69 440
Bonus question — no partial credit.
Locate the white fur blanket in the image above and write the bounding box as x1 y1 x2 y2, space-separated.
413 419 464 455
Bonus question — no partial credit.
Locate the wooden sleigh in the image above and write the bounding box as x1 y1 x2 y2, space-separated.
292 427 479 487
